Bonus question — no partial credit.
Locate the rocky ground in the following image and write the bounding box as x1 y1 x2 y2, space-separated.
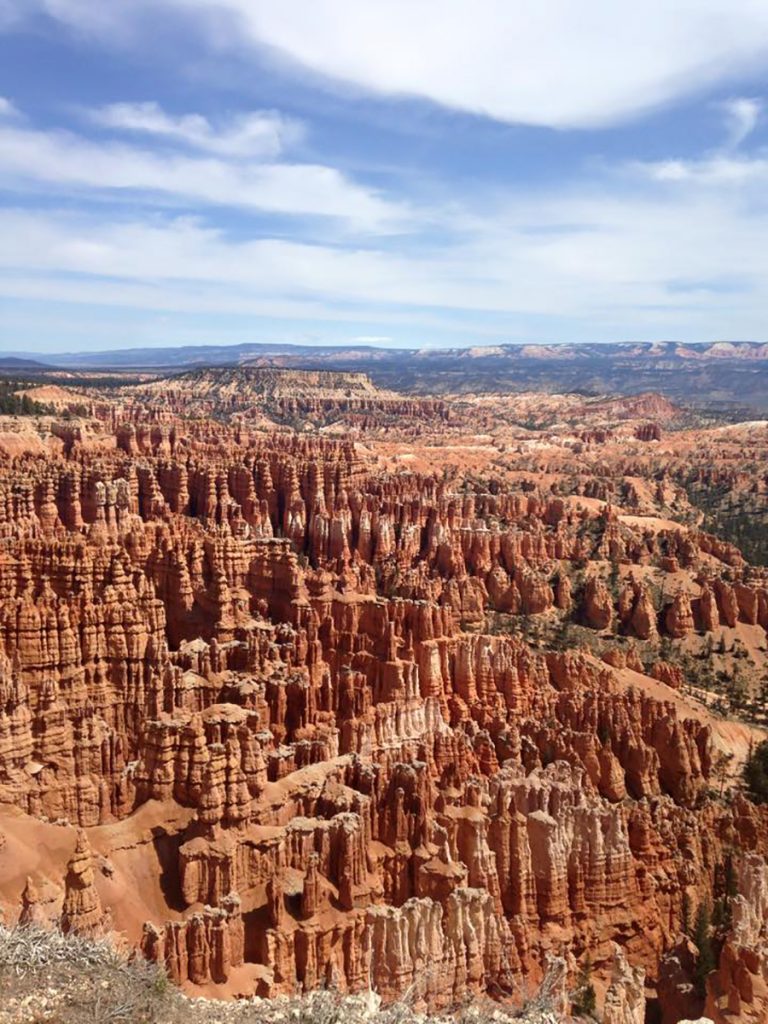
0 368 766 1023
0 925 571 1023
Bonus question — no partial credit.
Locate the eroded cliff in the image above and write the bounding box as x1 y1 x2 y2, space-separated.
0 370 766 1020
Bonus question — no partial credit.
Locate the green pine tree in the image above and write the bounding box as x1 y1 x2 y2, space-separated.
693 901 716 998
572 955 597 1018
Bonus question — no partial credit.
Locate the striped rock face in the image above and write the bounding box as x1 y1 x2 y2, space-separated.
0 368 766 1020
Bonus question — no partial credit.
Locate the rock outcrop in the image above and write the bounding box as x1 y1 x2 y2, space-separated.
60 830 106 936
0 371 765 1017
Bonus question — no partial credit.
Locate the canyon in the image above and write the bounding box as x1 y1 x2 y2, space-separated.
0 367 766 1022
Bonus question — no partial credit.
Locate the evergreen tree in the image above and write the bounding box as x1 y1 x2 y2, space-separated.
744 739 768 804
724 854 737 899
572 955 597 1018
681 890 692 937
693 901 716 998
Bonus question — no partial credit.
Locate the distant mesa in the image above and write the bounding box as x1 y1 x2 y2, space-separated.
3 339 768 411
11 339 768 372
0 356 54 371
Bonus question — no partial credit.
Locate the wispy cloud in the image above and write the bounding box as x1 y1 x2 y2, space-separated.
646 155 768 185
0 95 18 118
0 115 408 231
1 175 767 326
4 4 768 349
88 101 303 158
8 1 768 128
633 95 766 185
3 95 768 336
721 96 762 150
3 1 768 130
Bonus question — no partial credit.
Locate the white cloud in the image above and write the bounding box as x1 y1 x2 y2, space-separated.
0 96 18 118
6 2 768 128
4 6 768 343
643 154 768 185
636 97 765 185
721 97 762 149
88 101 302 157
79 1 768 128
0 121 407 231
1 178 767 337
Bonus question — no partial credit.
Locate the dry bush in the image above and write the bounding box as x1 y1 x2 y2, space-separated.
0 924 169 1023
0 926 562 1024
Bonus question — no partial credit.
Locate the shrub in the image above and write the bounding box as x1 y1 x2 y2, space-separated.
0 924 566 1024
692 901 716 998
743 739 768 804
571 956 597 1018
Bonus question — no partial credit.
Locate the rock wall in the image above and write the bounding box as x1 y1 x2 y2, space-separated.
0 409 766 1014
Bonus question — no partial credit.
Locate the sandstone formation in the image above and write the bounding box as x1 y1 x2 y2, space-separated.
705 854 768 1023
0 368 766 1019
603 944 645 1024
60 830 106 936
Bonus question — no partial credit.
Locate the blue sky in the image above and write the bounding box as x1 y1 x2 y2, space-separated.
2 2 768 353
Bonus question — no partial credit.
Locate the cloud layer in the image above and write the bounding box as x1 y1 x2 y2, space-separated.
0 114 406 230
2 3 768 349
11 0 768 128
88 102 302 158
